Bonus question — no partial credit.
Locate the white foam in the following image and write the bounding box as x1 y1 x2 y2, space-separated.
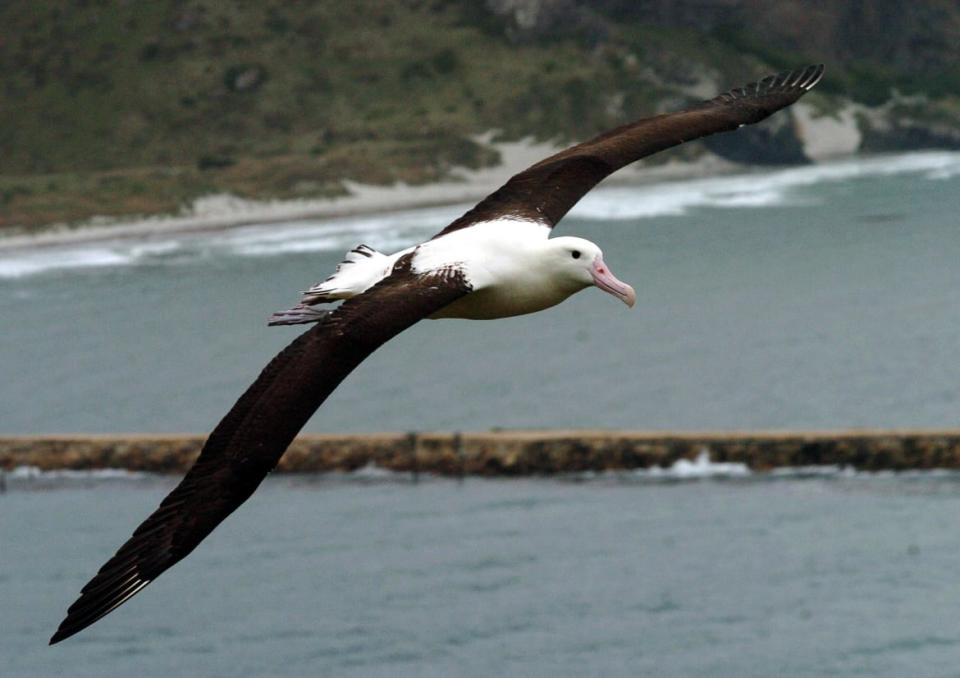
230 235 344 257
629 450 752 480
126 241 181 258
6 465 146 480
0 237 187 279
347 461 400 480
570 151 960 221
926 165 960 180
768 465 960 480
0 248 135 278
202 203 464 259
769 464 863 478
0 207 454 278
340 452 752 482
600 456 960 482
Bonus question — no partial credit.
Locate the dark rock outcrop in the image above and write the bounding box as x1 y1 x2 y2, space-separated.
860 118 960 152
703 115 811 165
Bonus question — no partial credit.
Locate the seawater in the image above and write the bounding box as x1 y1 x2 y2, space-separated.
3 156 960 676
1 152 959 433
5 471 960 677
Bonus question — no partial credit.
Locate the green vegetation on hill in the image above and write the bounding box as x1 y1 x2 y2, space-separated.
3 1 960 230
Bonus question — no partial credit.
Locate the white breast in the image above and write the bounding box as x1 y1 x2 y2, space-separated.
412 217 549 285
415 218 579 320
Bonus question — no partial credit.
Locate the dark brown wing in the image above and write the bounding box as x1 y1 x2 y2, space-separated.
435 64 823 236
50 255 472 645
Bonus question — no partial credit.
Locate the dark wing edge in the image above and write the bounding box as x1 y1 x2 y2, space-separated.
434 64 824 237
49 255 472 645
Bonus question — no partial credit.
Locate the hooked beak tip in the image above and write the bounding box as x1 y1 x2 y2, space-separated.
592 256 636 309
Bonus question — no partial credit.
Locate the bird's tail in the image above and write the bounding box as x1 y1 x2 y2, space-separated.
300 244 388 305
267 304 330 326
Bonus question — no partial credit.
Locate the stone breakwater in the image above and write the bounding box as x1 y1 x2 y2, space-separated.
3 430 960 475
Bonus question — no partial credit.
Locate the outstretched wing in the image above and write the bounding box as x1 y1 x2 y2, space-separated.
50 255 472 644
435 64 824 236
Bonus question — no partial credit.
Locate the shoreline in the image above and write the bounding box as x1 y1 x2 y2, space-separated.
0 141 738 252
4 429 960 476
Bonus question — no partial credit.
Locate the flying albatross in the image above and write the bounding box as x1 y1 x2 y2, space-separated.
51 64 823 644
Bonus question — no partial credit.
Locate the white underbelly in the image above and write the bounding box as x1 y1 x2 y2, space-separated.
430 285 572 320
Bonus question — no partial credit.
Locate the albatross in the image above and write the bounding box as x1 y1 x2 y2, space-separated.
51 64 823 644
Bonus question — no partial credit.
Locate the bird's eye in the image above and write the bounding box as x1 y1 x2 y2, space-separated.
571 250 581 259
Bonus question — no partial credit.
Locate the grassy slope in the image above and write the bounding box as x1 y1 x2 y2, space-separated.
0 1 954 230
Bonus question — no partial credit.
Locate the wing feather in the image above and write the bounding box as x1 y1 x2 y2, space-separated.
50 256 472 644
435 64 823 235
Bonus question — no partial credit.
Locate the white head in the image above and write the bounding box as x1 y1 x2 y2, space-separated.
544 236 636 307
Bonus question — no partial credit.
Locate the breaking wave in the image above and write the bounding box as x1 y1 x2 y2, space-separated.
569 151 960 220
0 206 465 279
629 450 752 479
0 248 140 278
3 466 149 489
7 465 145 480
6 458 960 490
571 452 960 483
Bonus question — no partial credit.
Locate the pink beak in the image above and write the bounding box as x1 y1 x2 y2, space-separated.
592 255 636 308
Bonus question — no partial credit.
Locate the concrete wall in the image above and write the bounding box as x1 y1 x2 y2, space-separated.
4 430 960 475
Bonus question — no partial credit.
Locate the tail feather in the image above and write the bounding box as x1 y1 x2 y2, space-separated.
343 244 377 261
268 304 330 327
300 243 388 305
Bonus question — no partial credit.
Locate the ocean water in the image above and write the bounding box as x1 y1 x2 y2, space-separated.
1 152 960 433
4 154 960 676
5 469 960 677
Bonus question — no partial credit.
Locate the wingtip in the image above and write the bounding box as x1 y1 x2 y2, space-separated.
48 569 155 645
50 613 85 645
776 63 824 92
796 63 823 86
49 627 70 646
804 63 826 90
709 63 824 108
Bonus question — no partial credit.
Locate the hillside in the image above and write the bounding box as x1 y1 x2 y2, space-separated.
3 0 960 230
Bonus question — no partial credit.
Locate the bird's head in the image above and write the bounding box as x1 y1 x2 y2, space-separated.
546 236 636 308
